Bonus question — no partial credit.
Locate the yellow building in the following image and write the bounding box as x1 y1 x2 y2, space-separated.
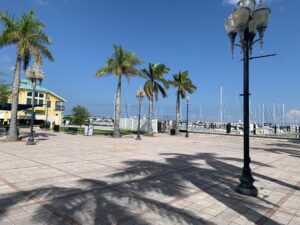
0 79 66 127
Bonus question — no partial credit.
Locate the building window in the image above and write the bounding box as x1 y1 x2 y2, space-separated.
26 98 32 105
47 101 51 108
26 92 46 107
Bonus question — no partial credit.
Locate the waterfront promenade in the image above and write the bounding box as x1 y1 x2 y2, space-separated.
0 131 299 225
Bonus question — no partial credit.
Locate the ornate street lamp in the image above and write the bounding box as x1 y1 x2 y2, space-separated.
185 96 190 138
136 87 145 140
225 0 271 197
26 63 44 145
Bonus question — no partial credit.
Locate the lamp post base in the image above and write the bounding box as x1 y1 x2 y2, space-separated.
235 167 258 197
136 135 141 140
26 137 36 145
185 132 189 138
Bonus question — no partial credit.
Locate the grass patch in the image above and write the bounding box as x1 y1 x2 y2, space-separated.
92 129 146 136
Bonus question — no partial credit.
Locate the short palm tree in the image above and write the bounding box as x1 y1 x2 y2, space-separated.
96 45 143 137
0 10 54 141
170 71 196 133
142 63 169 135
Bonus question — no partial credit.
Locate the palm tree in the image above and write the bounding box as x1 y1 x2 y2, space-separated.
169 71 196 134
0 10 54 141
142 63 169 135
96 45 143 137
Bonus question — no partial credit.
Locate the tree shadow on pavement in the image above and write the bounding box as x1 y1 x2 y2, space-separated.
0 152 298 225
0 172 213 224
253 139 300 158
111 153 299 225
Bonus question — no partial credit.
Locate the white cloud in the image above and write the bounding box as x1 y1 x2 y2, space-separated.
32 0 51 6
287 109 300 121
225 0 239 5
224 0 279 5
9 66 15 72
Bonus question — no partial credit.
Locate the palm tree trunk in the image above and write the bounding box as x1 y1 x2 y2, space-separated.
114 75 121 137
175 91 180 134
7 56 21 141
148 96 153 136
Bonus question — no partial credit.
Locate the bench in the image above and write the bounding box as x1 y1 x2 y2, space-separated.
65 127 78 135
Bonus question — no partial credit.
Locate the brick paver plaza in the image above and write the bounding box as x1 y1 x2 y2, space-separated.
0 131 299 225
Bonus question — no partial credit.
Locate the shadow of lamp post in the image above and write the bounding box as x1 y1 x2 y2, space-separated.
136 86 145 140
26 63 44 145
185 96 190 138
225 0 271 197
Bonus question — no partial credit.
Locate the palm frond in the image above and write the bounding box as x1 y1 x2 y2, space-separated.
143 80 153 99
34 42 54 62
171 70 197 99
0 10 54 69
96 45 142 81
156 82 168 99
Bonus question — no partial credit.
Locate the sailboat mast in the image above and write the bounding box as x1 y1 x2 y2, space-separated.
220 86 223 123
236 90 239 122
258 102 261 125
283 104 285 126
262 104 265 126
273 103 276 125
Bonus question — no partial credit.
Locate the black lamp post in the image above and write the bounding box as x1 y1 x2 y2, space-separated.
136 87 145 140
225 0 271 197
26 64 44 145
185 96 190 138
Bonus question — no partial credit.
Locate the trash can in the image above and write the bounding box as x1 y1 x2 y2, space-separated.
170 129 176 136
53 125 60 132
84 124 94 136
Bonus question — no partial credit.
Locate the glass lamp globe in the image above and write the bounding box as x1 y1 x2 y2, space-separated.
237 0 256 11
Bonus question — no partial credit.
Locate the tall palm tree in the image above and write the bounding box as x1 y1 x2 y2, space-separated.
170 71 196 134
96 45 143 137
142 63 169 135
0 10 54 141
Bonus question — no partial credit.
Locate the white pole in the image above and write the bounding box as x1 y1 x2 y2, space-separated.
262 104 265 126
236 90 239 122
283 104 285 126
220 86 223 123
273 103 276 125
200 106 203 122
258 102 261 125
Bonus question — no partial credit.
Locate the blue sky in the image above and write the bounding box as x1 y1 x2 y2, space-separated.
0 0 299 122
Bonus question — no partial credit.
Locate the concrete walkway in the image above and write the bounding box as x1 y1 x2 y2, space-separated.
0 131 299 225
